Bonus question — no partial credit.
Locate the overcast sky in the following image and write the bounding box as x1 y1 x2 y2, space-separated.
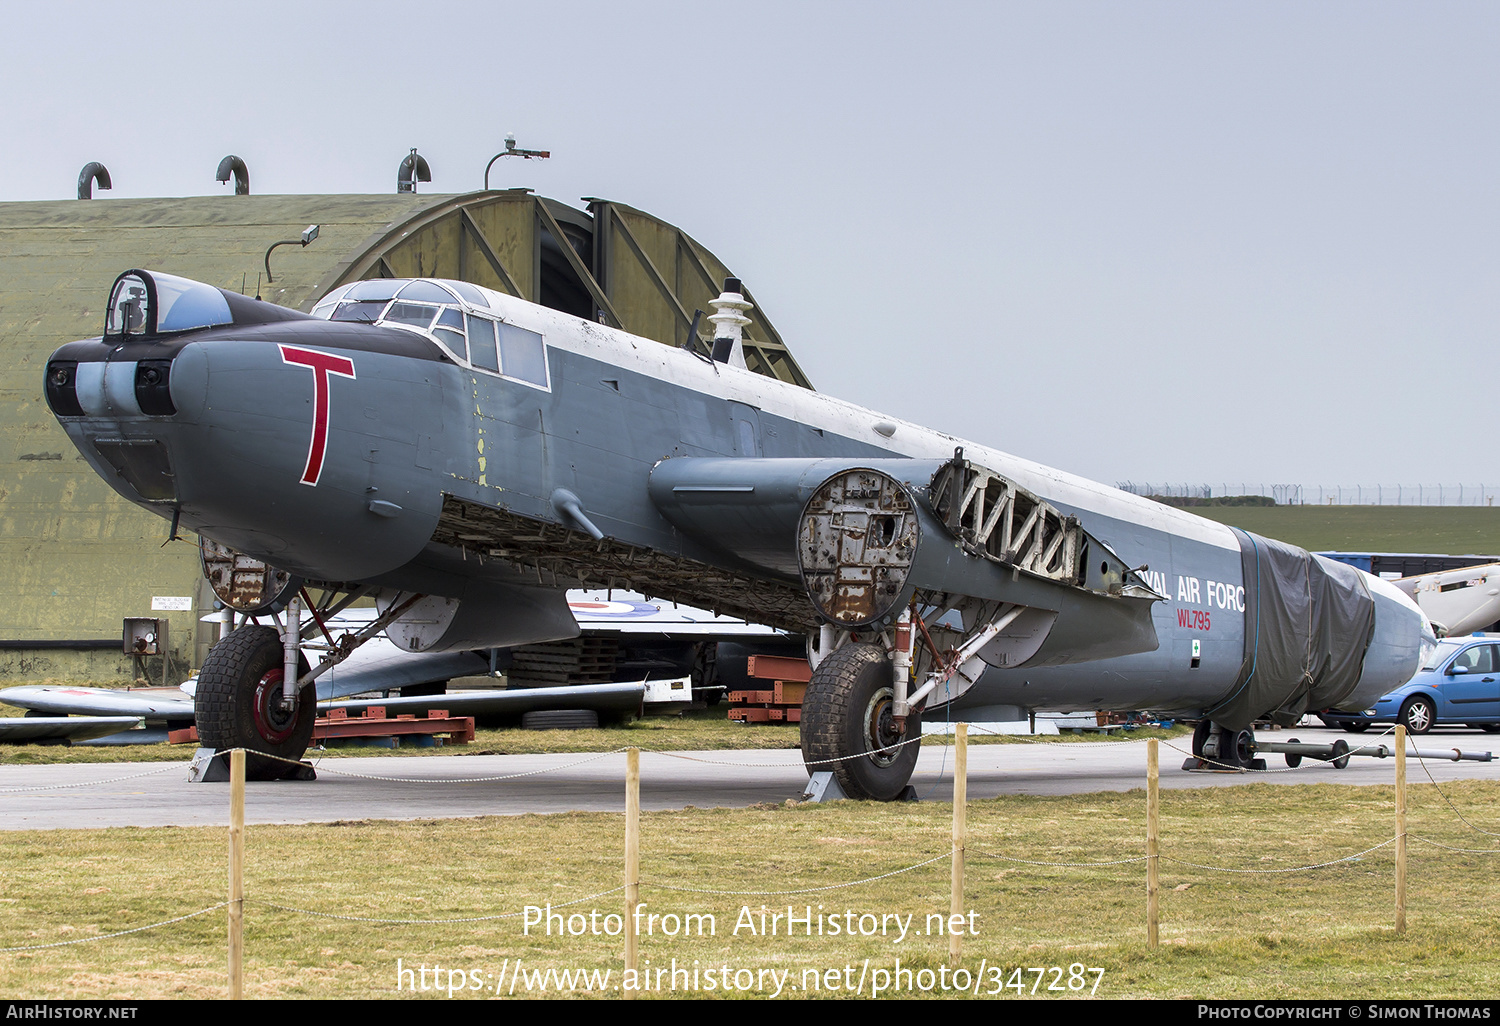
4 1 1496 492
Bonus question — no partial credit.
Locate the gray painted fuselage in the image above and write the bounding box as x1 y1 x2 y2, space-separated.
48 277 1427 722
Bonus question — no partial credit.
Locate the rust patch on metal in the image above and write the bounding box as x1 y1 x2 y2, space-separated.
798 469 918 627
199 537 299 613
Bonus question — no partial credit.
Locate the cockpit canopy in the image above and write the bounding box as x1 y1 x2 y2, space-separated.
311 278 548 387
106 269 234 338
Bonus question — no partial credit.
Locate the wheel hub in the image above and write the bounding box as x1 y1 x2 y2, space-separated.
862 686 905 767
252 669 299 744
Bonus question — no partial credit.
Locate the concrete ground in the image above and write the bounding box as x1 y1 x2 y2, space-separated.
2 726 1493 830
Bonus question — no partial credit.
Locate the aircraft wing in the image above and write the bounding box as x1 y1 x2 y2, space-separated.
0 715 144 743
565 590 793 636
191 590 785 702
1397 563 1500 636
0 685 194 722
324 681 645 718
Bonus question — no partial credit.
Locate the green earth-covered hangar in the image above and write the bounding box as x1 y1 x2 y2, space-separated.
0 188 811 683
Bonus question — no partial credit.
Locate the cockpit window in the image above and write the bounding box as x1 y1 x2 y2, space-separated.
330 300 391 324
433 307 466 361
499 323 548 386
105 269 231 337
397 280 458 304
107 273 151 335
383 302 439 329
153 272 232 333
309 283 357 319
345 279 405 302
306 276 550 389
467 315 499 372
447 280 488 307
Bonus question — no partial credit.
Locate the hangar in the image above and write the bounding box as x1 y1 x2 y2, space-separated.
0 186 811 682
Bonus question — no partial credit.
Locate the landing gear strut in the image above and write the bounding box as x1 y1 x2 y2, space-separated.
802 643 922 801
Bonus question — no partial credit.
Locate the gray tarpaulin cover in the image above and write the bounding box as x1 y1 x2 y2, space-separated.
1206 528 1376 730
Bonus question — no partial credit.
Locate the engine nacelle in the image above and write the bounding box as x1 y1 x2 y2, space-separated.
649 455 1162 666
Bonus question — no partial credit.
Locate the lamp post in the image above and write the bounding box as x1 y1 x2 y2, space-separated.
485 134 550 190
263 225 320 284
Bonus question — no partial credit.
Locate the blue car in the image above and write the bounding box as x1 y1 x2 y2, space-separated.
1322 635 1500 734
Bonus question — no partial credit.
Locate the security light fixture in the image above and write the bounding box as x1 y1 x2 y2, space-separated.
263 225 321 284
485 133 550 190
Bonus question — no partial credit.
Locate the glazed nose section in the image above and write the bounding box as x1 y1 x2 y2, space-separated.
45 358 177 418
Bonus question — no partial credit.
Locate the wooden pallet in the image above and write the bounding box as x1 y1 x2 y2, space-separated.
727 657 812 726
167 707 476 746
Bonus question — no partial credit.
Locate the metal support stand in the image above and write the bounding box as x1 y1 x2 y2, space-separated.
802 771 916 803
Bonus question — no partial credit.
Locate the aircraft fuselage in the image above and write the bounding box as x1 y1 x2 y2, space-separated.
46 272 1429 727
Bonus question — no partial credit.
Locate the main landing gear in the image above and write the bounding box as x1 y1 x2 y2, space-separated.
802 643 923 802
195 626 315 780
191 538 428 781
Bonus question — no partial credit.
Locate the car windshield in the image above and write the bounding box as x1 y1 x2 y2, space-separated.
1421 639 1466 672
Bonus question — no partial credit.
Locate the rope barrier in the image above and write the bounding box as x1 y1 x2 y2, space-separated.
0 903 228 952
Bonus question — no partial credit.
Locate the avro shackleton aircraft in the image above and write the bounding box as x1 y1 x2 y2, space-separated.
44 268 1432 796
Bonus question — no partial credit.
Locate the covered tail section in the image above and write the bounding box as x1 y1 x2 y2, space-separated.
1206 528 1430 731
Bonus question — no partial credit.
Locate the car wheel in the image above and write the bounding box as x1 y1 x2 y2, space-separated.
1342 720 1370 733
1399 696 1436 735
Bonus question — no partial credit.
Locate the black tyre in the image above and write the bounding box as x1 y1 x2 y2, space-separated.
1342 720 1371 733
1230 728 1255 768
1399 696 1436 735
1191 719 1213 759
521 709 599 730
195 626 314 772
1284 739 1302 769
1330 738 1350 770
801 643 921 801
1479 724 1500 734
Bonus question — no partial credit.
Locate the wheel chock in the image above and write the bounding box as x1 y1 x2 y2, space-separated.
187 747 317 782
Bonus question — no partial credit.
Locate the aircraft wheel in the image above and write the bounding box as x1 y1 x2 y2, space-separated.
1191 719 1213 759
801 642 921 801
195 625 314 775
1230 728 1256 768
1399 696 1436 735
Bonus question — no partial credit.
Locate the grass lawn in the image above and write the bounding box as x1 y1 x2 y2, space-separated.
1184 504 1500 556
2 779 1497 1000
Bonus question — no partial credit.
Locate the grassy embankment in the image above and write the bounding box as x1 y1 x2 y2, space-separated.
1184 504 1500 555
